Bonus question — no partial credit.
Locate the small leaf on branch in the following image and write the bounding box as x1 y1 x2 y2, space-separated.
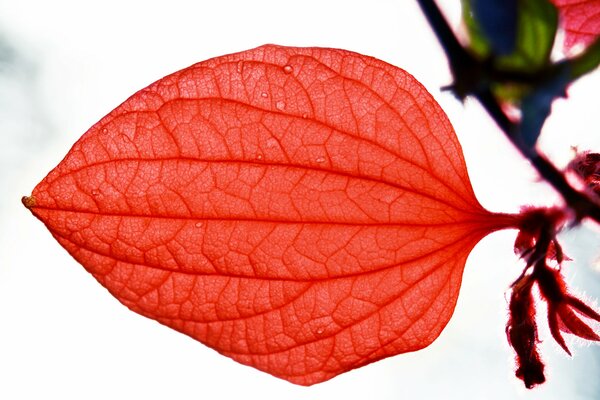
519 65 570 147
508 207 600 388
462 0 558 69
461 0 559 104
465 0 519 56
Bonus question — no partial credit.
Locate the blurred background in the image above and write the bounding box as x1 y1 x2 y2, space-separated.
1 0 599 399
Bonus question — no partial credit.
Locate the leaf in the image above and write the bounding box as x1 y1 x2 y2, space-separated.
462 0 557 69
461 0 558 104
508 206 600 388
500 0 558 71
551 0 600 51
23 45 514 385
519 65 570 147
464 0 519 56
461 0 492 57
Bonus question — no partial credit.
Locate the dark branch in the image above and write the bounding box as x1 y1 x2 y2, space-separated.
416 0 467 65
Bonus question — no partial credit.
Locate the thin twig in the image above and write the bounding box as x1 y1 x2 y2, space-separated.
416 0 600 224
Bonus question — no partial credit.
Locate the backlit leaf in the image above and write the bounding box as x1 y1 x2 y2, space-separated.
552 0 600 51
465 0 519 56
23 45 515 385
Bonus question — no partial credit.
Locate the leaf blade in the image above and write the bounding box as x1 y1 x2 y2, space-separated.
552 0 600 51
24 45 512 384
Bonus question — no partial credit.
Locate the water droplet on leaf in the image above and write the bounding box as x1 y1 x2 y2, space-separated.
283 65 293 74
315 157 325 163
276 100 286 110
195 222 203 228
261 92 268 98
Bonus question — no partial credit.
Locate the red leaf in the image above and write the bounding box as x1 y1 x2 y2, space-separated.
23 45 513 385
551 0 600 51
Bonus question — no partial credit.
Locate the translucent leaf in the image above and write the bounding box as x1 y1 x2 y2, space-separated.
23 45 513 385
552 0 600 51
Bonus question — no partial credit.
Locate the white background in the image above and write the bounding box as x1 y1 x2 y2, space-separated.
1 1 599 399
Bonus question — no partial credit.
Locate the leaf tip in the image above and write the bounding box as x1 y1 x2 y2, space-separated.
21 195 36 209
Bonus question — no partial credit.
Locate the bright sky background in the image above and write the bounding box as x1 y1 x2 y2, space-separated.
1 1 599 399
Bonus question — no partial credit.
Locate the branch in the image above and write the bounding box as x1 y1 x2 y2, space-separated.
416 0 600 224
